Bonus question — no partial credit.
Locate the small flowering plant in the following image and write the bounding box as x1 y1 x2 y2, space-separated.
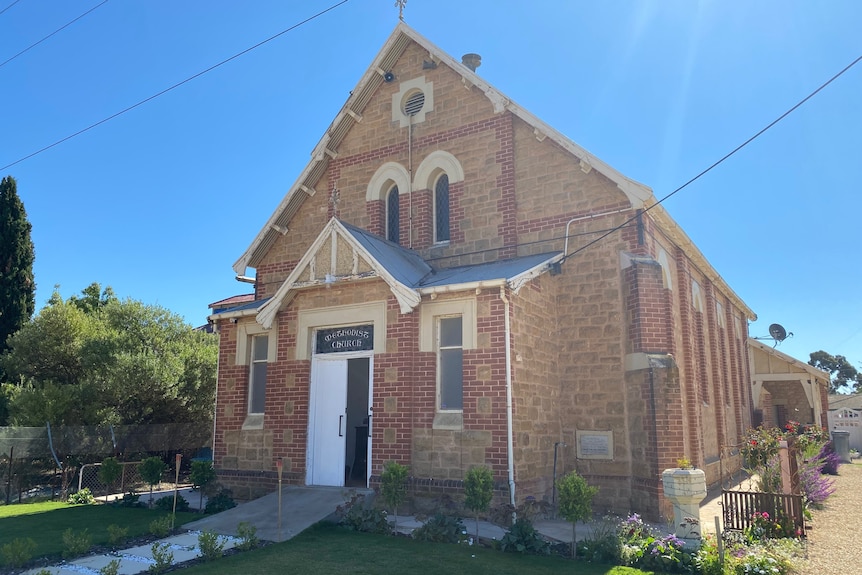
616 513 691 573
744 511 798 543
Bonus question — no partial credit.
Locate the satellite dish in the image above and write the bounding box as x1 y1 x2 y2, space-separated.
768 323 787 342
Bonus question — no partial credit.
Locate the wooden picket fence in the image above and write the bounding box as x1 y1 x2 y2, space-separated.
722 490 806 537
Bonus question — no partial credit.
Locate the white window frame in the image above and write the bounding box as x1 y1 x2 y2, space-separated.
437 315 463 412
248 334 268 415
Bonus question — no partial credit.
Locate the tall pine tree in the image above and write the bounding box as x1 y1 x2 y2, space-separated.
0 176 36 355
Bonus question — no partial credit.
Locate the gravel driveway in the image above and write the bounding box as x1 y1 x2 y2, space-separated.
796 460 861 574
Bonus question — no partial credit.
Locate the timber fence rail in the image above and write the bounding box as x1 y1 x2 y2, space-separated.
721 489 806 537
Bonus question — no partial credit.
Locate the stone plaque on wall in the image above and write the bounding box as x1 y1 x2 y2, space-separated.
315 325 374 354
576 430 614 460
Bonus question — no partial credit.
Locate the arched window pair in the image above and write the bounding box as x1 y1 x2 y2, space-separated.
367 152 463 246
384 174 449 244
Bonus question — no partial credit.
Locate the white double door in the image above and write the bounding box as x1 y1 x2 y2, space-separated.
307 354 372 486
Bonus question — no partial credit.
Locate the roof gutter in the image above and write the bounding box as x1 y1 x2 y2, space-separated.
418 278 507 296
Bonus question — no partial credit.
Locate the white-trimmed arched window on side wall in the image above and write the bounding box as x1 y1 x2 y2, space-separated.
434 174 449 243
386 184 400 244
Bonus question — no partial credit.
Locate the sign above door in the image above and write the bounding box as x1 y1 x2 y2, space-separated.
315 325 374 354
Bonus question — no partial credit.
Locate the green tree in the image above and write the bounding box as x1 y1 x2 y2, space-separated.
190 460 216 512
98 456 122 502
556 471 598 558
809 350 861 393
380 461 409 534
463 466 494 541
0 176 35 357
139 456 167 507
0 283 217 426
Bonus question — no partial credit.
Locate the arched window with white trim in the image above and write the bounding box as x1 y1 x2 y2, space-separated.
386 184 400 244
434 174 449 243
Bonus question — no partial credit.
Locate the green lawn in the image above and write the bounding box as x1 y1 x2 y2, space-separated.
181 523 655 575
0 500 199 563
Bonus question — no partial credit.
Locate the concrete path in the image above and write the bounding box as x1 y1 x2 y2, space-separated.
23 486 367 575
185 485 368 542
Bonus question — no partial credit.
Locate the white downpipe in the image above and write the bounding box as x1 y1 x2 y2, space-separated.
499 286 516 508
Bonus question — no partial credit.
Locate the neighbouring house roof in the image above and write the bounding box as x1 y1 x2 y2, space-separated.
246 218 560 328
828 394 862 410
210 297 271 319
209 294 255 309
231 21 754 321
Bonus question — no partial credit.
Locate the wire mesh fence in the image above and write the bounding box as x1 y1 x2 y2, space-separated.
0 422 210 504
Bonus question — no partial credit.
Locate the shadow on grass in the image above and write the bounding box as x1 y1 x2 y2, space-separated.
178 522 653 575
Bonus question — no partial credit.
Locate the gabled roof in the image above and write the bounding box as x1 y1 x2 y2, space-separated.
748 338 830 381
231 22 754 321
253 218 560 328
232 22 652 277
208 294 254 309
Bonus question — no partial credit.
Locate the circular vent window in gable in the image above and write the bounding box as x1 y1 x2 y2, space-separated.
403 90 425 117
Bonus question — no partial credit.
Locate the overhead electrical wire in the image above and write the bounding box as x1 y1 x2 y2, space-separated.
559 52 862 265
0 0 22 17
0 0 351 172
0 0 110 69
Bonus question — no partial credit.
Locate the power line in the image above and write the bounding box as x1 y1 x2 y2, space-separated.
0 0 351 172
560 52 862 264
0 0 109 69
0 0 22 17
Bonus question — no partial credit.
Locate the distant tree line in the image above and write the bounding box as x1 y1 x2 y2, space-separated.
0 175 217 427
809 350 861 394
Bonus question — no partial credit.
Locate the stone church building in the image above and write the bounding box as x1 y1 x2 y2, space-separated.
210 22 756 520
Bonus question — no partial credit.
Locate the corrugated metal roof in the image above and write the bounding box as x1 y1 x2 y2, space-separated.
340 221 432 287
340 220 557 289
418 252 560 288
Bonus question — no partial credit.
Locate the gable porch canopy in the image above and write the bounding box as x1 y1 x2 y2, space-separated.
221 218 560 329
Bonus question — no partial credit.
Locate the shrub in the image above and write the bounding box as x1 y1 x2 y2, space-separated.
693 534 723 575
190 460 217 512
138 457 167 506
99 558 121 575
616 513 690 573
463 466 494 540
148 542 173 574
818 441 841 475
743 511 798 543
155 493 190 512
380 461 409 532
412 513 467 544
725 539 802 575
556 470 598 558
68 487 95 505
576 516 619 564
149 515 172 537
499 516 550 555
236 522 259 551
197 530 225 561
0 537 37 568
205 487 237 514
107 524 129 546
115 491 143 507
62 528 92 559
98 457 122 501
337 496 390 534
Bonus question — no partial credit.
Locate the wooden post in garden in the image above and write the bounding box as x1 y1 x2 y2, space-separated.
715 516 724 565
171 453 182 529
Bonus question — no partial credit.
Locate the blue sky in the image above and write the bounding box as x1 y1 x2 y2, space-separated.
1 1 860 369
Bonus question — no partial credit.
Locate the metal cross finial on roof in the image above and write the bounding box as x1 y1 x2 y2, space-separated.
395 0 407 21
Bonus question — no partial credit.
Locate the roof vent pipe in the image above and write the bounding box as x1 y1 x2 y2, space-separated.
461 53 481 72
